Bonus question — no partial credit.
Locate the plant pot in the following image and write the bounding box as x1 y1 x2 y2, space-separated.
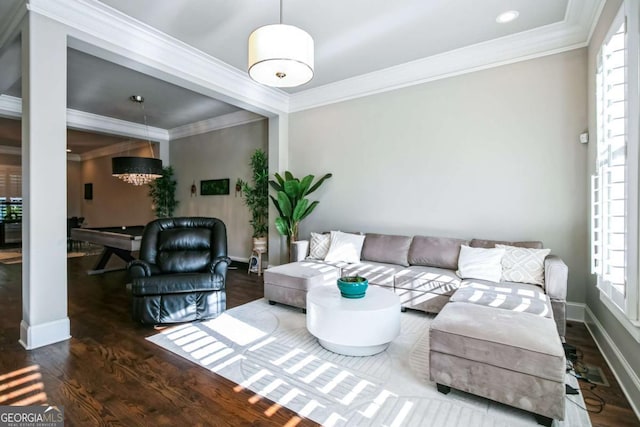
252 236 267 253
337 276 369 299
290 240 309 262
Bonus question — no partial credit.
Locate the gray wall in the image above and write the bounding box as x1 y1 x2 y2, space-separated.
170 119 268 261
586 0 640 413
289 49 589 303
67 160 82 217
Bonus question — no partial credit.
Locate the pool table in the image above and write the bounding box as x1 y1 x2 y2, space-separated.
70 225 145 274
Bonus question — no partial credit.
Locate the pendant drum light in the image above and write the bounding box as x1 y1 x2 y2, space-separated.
248 0 314 88
112 95 163 186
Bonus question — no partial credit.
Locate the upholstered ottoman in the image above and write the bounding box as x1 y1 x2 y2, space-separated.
263 261 340 310
429 302 565 426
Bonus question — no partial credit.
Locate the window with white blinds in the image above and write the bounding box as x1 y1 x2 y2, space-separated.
592 0 640 330
0 166 22 222
592 14 627 309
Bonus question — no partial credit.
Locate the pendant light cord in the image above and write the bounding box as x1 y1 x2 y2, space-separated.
279 0 283 24
140 101 156 159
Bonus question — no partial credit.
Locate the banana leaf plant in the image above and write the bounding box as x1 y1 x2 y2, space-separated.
269 171 333 249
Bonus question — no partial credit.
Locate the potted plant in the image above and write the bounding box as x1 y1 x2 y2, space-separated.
238 149 269 252
269 171 332 258
337 275 369 298
148 166 178 218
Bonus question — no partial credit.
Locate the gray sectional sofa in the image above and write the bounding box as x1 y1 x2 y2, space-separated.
266 233 567 335
264 232 568 425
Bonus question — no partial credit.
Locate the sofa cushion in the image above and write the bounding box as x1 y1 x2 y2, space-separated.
470 239 543 249
460 279 550 301
396 266 461 293
394 265 462 290
451 281 552 318
308 232 331 259
324 231 366 263
264 261 340 290
408 236 469 269
456 245 505 282
361 233 412 266
496 244 550 287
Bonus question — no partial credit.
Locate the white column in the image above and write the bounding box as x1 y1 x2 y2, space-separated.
20 12 70 349
268 114 288 265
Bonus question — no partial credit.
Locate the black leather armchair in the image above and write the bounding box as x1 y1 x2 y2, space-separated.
128 217 231 324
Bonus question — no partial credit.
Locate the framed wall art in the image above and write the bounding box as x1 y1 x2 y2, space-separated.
200 178 230 196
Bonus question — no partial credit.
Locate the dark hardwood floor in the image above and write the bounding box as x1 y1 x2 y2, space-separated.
0 254 638 426
0 256 317 426
565 321 640 427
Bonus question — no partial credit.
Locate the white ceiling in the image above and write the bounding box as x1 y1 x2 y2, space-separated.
0 0 601 154
99 0 569 92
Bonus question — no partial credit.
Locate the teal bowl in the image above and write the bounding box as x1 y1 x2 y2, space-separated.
337 277 369 299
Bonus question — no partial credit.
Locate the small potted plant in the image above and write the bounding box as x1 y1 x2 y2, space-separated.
239 149 269 252
337 275 369 299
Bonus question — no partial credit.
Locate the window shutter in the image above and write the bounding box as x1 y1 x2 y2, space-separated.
594 16 628 302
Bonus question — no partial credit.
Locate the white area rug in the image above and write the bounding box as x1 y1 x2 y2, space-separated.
147 299 591 427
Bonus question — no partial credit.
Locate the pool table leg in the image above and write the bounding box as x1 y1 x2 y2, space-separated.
89 247 136 274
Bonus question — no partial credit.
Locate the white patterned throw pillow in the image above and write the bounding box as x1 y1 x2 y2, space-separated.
324 231 366 263
456 245 505 283
308 232 331 259
496 244 551 287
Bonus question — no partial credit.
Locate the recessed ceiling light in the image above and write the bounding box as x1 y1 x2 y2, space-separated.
496 10 519 24
66 148 72 152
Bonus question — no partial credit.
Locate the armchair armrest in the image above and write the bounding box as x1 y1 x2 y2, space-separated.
209 256 232 277
544 255 568 300
128 260 160 278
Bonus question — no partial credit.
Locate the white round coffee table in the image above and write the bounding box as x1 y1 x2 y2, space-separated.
306 285 401 356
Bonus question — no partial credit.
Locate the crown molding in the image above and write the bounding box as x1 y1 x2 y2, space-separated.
0 144 81 161
0 95 170 141
0 95 268 144
67 108 169 142
27 0 288 117
79 140 148 162
0 145 20 156
288 0 604 112
0 95 21 118
67 152 81 161
584 0 608 45
17 0 605 117
170 110 265 140
0 0 25 49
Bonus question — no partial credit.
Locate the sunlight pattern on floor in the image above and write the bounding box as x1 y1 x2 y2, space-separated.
148 299 590 427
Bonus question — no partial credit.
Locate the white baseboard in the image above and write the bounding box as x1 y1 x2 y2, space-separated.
584 306 640 420
566 301 586 322
19 318 71 350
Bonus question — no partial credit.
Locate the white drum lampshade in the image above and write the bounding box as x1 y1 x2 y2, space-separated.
248 24 314 88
